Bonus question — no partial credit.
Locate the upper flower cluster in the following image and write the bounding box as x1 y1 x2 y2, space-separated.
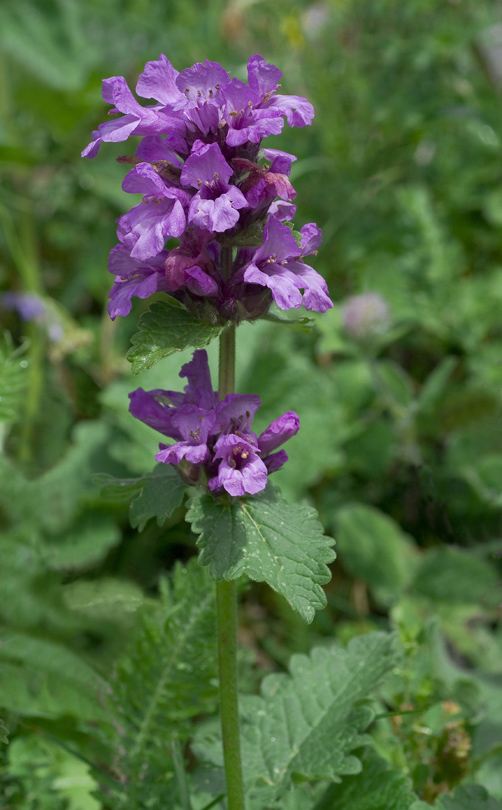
129 350 299 497
83 54 332 322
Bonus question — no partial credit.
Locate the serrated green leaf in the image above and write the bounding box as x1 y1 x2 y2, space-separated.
103 560 218 808
93 472 144 503
96 464 186 531
186 485 335 623
312 751 418 810
127 300 226 374
130 464 186 531
235 633 398 803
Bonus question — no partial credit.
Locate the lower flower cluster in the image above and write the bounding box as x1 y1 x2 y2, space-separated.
129 349 299 496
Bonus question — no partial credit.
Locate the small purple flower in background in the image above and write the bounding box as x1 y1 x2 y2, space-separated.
341 292 391 339
2 292 46 322
129 350 299 497
2 292 64 342
82 53 332 322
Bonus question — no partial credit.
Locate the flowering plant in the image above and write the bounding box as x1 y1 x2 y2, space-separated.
83 54 332 325
82 53 401 810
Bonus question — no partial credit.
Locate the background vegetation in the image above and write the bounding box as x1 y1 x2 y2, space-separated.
1 0 502 806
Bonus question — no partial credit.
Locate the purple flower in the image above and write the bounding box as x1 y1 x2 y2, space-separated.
221 78 284 147
156 405 215 465
242 217 332 312
214 393 261 437
118 163 190 260
235 149 296 213
208 434 268 496
128 350 299 497
176 60 230 107
258 411 299 454
81 75 184 159
107 244 172 319
2 292 46 321
2 292 64 343
136 54 187 110
181 141 248 233
178 349 219 410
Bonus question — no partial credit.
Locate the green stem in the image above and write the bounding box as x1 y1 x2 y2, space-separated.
216 301 245 809
218 323 236 400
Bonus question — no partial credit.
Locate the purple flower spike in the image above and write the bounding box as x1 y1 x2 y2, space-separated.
209 434 268 496
84 54 331 321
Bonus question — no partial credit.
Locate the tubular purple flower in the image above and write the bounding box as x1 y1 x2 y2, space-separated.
242 218 332 312
118 164 189 260
128 388 183 439
209 434 268 496
181 141 248 233
176 60 231 106
258 411 300 454
156 405 215 465
179 349 219 410
135 54 187 109
214 393 262 436
107 244 171 319
81 76 184 159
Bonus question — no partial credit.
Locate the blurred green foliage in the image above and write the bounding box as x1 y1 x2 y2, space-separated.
1 0 502 806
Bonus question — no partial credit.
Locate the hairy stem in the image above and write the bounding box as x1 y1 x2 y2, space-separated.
218 323 236 400
216 305 245 810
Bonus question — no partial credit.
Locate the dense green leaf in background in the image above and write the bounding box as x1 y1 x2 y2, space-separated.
2 0 502 804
